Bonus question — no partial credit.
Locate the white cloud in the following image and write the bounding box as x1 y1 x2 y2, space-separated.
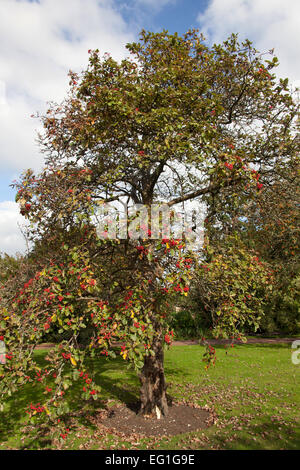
0 95 43 174
0 0 138 255
197 0 300 84
0 0 135 175
0 201 29 255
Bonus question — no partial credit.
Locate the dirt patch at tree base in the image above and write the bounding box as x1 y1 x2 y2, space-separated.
96 402 215 437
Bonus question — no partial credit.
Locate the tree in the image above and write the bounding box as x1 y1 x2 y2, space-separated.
238 161 300 334
0 252 23 285
1 29 299 428
191 236 274 346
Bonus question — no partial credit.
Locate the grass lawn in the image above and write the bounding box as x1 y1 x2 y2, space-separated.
0 342 299 450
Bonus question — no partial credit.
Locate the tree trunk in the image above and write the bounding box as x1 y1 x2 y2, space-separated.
138 333 168 418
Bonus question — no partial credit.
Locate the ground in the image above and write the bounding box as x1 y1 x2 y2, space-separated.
31 337 298 443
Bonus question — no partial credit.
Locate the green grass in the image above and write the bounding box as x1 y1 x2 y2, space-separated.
1 342 299 450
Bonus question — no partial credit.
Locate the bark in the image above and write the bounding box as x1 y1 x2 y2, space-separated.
138 332 168 418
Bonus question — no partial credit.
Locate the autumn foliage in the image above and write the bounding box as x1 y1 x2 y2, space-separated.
0 29 299 436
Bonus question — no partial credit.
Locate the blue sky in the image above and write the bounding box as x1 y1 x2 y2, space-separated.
0 0 299 254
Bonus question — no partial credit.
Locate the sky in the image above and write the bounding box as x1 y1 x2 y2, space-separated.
0 0 299 255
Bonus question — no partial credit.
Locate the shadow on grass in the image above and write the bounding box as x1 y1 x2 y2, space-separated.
91 354 181 409
211 419 300 450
